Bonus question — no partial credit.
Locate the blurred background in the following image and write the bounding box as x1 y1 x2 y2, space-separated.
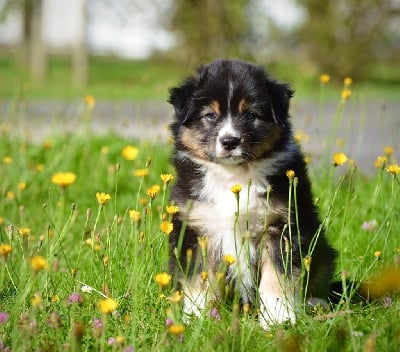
0 0 399 169
0 0 399 95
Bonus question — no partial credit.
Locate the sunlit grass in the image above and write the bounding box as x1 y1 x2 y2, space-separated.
0 80 399 351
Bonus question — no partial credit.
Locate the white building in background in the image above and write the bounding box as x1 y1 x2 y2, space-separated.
0 0 300 59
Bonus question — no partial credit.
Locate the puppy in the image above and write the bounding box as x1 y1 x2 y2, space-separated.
168 59 336 329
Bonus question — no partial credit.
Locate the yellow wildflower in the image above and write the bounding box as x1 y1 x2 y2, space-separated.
222 254 236 266
168 291 183 303
51 172 77 188
19 227 31 236
167 324 185 336
201 271 208 281
166 205 179 215
343 77 353 86
6 191 15 200
386 164 400 175
341 89 352 101
303 256 312 272
96 192 112 206
374 251 382 258
121 145 139 161
360 267 400 299
31 293 42 307
18 182 27 191
198 237 208 254
286 170 295 180
319 74 330 84
146 185 160 199
84 95 95 108
133 168 149 177
30 255 48 272
128 210 141 223
384 146 394 156
161 173 174 184
160 221 173 235
333 152 348 166
0 244 12 259
2 156 12 164
230 184 242 194
154 272 172 288
374 156 387 169
97 298 118 314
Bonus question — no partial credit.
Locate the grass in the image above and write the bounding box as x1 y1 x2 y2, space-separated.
0 79 399 351
0 53 399 101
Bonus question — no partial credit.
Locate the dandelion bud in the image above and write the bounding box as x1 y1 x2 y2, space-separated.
146 157 152 168
303 256 312 272
86 208 92 219
116 163 120 171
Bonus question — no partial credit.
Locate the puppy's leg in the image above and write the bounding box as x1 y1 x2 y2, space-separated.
258 247 299 329
182 275 209 318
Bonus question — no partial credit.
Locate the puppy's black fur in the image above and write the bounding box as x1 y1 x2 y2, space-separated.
168 59 336 327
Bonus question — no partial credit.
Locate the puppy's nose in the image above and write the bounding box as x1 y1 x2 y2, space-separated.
220 135 241 151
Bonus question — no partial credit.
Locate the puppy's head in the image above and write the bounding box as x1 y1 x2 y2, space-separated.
169 59 294 165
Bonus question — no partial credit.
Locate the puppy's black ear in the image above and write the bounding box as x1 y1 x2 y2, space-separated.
168 76 199 123
267 81 294 127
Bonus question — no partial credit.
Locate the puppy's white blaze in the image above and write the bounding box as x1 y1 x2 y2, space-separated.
227 80 234 113
216 117 241 158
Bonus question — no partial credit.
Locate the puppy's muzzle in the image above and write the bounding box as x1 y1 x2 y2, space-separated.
220 135 241 151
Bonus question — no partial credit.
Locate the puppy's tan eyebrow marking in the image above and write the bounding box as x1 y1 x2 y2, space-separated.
209 100 221 115
239 99 250 113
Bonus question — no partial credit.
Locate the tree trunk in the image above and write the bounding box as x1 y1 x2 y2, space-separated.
72 0 88 87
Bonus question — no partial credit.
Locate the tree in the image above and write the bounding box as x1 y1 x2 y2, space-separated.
169 0 252 64
295 0 400 79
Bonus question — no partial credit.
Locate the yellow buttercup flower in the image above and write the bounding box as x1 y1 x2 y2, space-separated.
384 146 394 156
19 227 31 236
319 74 330 84
128 210 141 223
167 324 185 336
166 205 179 215
146 185 160 200
286 170 295 180
2 156 12 164
161 173 174 184
154 272 172 288
18 182 27 191
341 88 352 101
30 255 48 272
160 221 173 235
230 184 242 194
121 145 139 161
96 192 112 206
333 153 348 166
222 254 236 266
201 271 208 281
51 172 77 188
386 164 400 175
343 77 353 86
0 244 12 259
133 168 149 177
84 95 95 108
98 298 118 314
374 156 387 169
374 250 382 258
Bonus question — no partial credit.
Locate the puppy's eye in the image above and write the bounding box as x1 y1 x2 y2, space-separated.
204 111 217 121
242 110 257 120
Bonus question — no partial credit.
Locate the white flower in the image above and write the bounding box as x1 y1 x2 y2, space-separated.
81 285 93 294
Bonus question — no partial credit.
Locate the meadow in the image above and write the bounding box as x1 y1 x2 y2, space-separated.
0 66 400 351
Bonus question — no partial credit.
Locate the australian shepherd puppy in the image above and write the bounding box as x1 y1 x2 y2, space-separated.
168 59 336 329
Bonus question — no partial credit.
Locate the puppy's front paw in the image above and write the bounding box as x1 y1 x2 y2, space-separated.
259 294 296 329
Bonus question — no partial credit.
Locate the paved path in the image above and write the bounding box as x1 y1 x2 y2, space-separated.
1 99 399 173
